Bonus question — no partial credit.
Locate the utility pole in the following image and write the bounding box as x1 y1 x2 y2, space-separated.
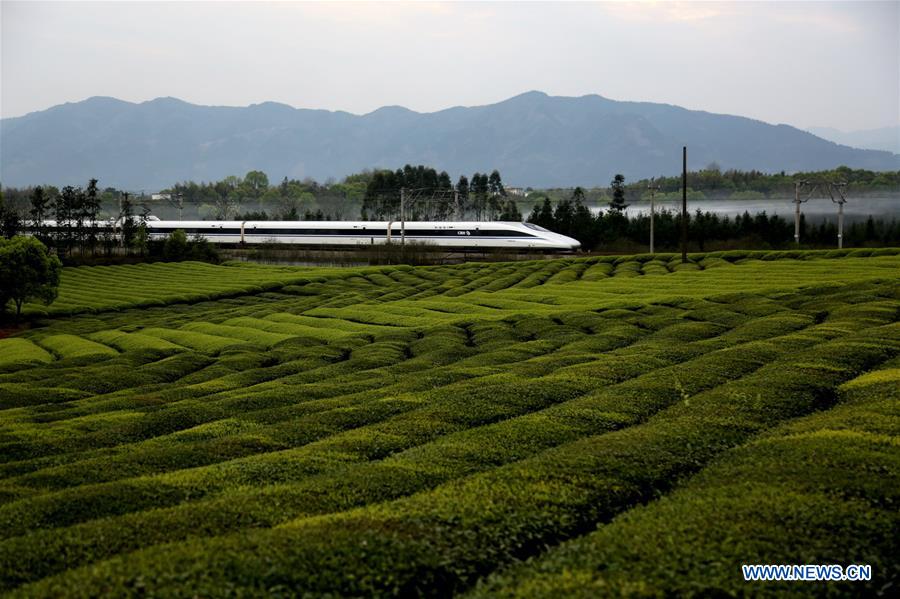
400 187 406 246
681 146 688 263
793 180 808 246
454 189 460 220
163 192 184 220
828 181 848 248
647 179 659 254
792 180 819 246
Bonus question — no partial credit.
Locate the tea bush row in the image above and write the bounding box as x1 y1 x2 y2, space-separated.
16 310 898 596
0 301 810 586
470 357 900 598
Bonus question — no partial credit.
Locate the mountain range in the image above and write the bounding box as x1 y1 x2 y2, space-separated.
806 125 900 155
2 91 898 190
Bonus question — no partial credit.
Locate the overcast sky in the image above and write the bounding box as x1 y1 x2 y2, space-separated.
2 0 898 131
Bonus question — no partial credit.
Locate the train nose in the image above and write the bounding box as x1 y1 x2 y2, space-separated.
558 234 581 250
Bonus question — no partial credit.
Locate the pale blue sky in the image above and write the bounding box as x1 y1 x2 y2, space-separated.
2 1 898 131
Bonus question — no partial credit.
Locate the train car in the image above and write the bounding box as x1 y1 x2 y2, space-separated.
143 220 580 250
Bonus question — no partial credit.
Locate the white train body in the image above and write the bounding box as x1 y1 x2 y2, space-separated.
143 220 580 250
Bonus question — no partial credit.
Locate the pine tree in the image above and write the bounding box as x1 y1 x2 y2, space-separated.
609 174 628 212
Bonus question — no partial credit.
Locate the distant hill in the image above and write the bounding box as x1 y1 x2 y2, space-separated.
807 125 900 154
2 91 898 190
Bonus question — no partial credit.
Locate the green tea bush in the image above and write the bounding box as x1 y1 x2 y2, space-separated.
579 261 613 281
140 328 242 354
87 330 184 353
29 322 895 597
0 339 53 370
515 262 569 288
181 322 294 348
471 357 900 598
542 266 581 286
34 335 118 360
697 256 731 269
612 261 641 277
0 305 816 587
1 252 898 596
640 260 669 276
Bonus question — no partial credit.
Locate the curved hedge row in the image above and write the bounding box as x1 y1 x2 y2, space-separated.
471 357 900 598
0 252 897 596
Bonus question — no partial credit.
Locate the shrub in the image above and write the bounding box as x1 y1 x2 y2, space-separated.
0 339 53 370
34 335 118 360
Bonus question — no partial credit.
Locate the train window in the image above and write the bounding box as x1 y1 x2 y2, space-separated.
524 223 550 232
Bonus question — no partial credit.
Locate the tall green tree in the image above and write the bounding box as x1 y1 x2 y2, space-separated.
29 186 50 243
55 186 78 257
609 174 628 212
82 178 101 254
528 198 555 230
118 193 137 250
498 200 522 222
572 186 585 205
487 170 506 219
0 236 62 318
470 173 489 220
242 171 269 199
455 175 470 217
134 204 151 256
488 170 506 197
0 190 20 239
553 199 576 236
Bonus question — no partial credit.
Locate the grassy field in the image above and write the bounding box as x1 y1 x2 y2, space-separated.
0 249 898 596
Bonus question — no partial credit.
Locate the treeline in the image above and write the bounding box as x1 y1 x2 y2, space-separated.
0 171 370 224
528 190 900 252
527 166 900 206
4 165 523 223
628 165 900 197
165 171 368 220
0 180 218 264
164 165 521 221
4 164 897 225
0 179 149 258
361 165 520 221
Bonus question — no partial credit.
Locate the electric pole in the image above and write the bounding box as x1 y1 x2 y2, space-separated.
828 181 848 249
400 187 406 246
681 146 688 263
792 180 816 245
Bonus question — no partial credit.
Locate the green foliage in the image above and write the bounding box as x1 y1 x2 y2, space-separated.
0 339 53 370
471 357 900 598
0 252 897 595
608 173 628 211
162 229 189 261
0 236 62 317
630 165 900 195
34 335 118 360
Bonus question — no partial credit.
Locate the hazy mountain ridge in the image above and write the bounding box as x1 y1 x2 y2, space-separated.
2 91 897 190
807 125 900 154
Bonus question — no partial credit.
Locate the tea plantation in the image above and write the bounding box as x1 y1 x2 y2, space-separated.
0 249 898 597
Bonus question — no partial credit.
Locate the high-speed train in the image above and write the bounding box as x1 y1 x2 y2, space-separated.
142 219 581 250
